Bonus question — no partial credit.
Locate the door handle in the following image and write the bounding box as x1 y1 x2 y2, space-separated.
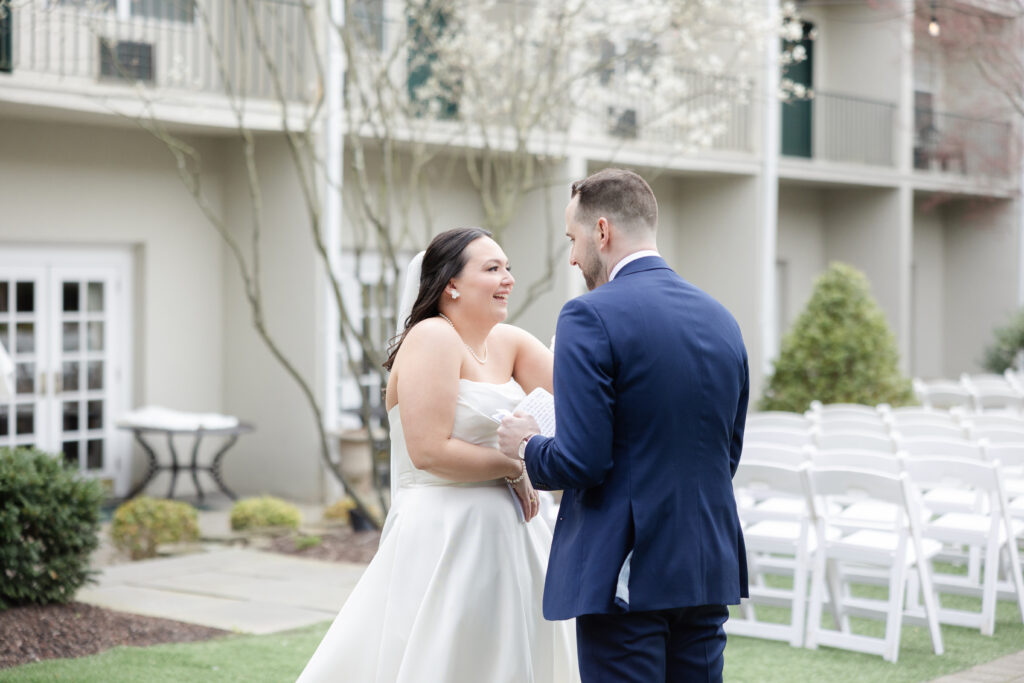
38 372 46 395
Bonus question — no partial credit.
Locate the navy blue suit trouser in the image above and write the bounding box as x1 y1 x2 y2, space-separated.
575 605 729 683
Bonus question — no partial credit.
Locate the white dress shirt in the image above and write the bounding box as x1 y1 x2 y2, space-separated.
609 250 661 281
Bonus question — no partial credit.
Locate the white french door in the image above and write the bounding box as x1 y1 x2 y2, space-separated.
0 248 133 495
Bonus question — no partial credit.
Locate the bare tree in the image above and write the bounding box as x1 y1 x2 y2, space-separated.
66 0 799 526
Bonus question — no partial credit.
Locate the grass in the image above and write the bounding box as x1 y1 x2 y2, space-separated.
2 570 1023 682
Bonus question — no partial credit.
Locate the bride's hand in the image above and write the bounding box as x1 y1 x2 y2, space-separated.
511 468 540 522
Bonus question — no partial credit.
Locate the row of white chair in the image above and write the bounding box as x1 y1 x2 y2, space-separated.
729 457 1024 662
915 371 1024 413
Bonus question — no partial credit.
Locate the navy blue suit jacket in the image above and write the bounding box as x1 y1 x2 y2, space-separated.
525 256 749 620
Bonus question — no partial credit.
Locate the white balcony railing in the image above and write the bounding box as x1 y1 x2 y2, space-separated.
1 0 315 102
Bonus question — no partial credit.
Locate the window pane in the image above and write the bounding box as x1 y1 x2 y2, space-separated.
87 282 104 312
88 400 103 430
63 282 80 313
87 322 104 352
63 322 80 353
0 281 7 313
16 323 34 355
0 404 7 437
63 401 80 432
63 361 80 392
16 404 34 435
87 440 103 469
87 361 103 390
16 282 34 313
0 323 8 352
62 441 79 467
15 363 34 394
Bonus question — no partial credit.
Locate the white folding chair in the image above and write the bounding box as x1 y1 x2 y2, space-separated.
729 462 814 647
965 414 1024 432
811 450 901 476
896 438 987 517
815 419 890 436
742 443 811 468
747 412 810 432
809 402 885 421
890 423 966 440
982 443 1024 519
886 406 957 426
963 374 1024 414
969 427 1024 445
803 468 944 662
903 457 1024 636
915 379 973 411
745 428 814 449
815 431 897 453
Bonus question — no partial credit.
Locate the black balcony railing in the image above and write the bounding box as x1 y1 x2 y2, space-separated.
1 0 313 102
914 108 1012 177
782 91 897 167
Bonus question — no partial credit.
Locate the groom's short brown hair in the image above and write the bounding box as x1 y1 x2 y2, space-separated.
571 168 658 235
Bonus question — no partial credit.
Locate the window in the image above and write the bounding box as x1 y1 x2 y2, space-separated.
99 39 154 82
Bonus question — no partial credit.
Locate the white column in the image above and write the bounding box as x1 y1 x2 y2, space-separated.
898 0 915 374
1018 132 1024 307
759 0 781 377
322 0 345 502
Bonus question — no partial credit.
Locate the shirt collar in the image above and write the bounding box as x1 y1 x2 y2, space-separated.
609 250 661 281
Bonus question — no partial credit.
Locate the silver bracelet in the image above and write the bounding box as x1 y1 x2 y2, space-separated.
505 460 526 485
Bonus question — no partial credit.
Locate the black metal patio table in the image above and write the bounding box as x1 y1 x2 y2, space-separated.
118 421 254 502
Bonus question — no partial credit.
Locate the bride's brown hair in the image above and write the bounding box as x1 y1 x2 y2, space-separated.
383 227 493 371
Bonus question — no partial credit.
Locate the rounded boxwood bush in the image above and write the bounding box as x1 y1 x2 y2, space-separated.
760 262 914 412
230 496 301 532
0 447 105 609
982 308 1024 373
111 497 199 560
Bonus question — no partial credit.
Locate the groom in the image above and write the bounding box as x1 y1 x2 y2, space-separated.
499 168 749 682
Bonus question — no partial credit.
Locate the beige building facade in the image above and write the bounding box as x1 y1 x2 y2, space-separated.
0 0 1019 501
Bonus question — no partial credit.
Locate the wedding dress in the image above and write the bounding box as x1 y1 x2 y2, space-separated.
297 378 579 683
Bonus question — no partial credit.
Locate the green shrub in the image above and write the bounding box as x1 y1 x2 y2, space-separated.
760 262 915 412
111 497 199 560
230 496 301 532
0 447 105 609
982 309 1024 373
322 497 357 522
294 535 323 550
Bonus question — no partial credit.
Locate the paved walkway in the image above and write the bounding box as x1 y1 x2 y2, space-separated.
77 548 363 635
78 498 363 635
930 651 1024 682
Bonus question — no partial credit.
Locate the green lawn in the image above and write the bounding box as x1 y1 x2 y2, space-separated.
1 596 1022 682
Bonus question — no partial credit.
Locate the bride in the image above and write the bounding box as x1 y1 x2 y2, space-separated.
297 228 579 682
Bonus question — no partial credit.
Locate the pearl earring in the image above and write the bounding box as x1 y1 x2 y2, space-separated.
451 290 460 300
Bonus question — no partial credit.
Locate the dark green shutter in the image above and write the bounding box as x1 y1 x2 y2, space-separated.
780 23 813 158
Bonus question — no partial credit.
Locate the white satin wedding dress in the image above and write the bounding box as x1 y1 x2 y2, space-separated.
297 378 579 683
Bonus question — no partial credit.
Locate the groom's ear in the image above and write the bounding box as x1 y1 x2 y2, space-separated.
595 217 611 248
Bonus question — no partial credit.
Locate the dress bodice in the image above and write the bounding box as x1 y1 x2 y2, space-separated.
389 378 525 490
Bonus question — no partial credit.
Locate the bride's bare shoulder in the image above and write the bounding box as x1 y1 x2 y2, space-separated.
396 318 461 361
493 323 546 349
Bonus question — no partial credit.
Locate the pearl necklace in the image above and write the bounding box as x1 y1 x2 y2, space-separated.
437 313 488 364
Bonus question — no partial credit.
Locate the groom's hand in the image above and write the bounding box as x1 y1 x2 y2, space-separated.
497 412 540 460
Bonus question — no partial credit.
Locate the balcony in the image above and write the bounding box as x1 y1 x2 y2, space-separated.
0 0 314 107
782 91 896 167
584 69 753 155
913 107 1013 179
